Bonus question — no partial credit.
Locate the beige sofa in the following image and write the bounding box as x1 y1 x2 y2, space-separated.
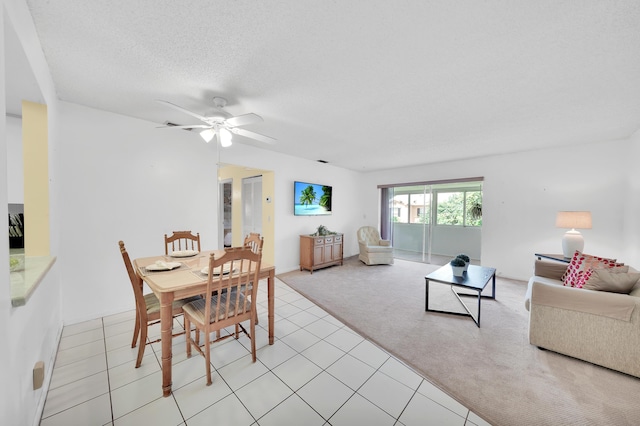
524 259 640 378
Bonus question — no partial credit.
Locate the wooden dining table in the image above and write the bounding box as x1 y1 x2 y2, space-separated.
133 249 275 397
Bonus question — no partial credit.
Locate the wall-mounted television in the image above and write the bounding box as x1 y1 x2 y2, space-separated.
294 181 332 216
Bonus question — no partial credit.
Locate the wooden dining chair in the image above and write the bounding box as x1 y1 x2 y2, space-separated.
164 230 201 255
119 240 198 368
243 232 264 255
182 246 262 386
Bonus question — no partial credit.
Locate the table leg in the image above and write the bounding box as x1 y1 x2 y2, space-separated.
159 292 174 397
425 278 430 311
491 272 496 299
268 270 275 345
476 290 481 327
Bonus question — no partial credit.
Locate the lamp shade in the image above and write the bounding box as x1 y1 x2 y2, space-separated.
555 211 592 229
219 128 233 147
199 129 215 143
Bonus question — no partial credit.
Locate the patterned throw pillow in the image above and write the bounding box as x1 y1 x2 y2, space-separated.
562 251 620 288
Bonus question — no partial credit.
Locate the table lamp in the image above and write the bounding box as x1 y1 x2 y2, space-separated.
556 211 592 258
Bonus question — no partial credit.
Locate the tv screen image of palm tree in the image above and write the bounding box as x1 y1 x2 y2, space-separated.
294 181 332 216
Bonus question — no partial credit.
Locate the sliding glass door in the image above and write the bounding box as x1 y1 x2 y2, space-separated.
381 179 483 264
387 185 433 263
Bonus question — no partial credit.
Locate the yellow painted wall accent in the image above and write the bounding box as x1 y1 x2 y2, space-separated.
22 101 49 256
218 165 274 266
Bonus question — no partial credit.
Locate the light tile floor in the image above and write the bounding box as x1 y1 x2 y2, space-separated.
40 278 492 426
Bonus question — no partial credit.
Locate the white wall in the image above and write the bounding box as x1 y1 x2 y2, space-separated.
175 138 365 273
53 101 364 323
53 103 638 325
2 1 61 426
625 130 640 263
55 101 219 323
361 137 633 281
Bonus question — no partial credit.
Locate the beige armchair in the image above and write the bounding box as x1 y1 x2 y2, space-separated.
357 226 394 265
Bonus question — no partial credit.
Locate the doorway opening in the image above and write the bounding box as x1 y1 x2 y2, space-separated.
217 164 274 266
242 175 263 239
220 179 232 247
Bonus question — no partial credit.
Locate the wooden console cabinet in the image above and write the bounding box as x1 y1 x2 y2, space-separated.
300 234 343 273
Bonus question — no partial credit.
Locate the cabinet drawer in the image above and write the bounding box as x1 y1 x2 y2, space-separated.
314 238 325 246
325 237 333 244
334 235 342 243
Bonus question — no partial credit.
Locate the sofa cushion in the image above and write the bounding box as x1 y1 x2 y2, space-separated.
534 260 568 280
562 251 619 288
583 268 640 293
531 281 636 322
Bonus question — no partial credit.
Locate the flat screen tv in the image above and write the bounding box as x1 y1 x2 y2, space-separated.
294 181 332 216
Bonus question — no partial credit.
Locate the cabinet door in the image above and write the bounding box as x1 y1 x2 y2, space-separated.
324 237 334 261
324 244 334 262
336 235 343 260
333 243 342 261
313 243 324 265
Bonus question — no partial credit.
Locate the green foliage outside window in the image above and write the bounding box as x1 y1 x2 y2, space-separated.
437 191 482 226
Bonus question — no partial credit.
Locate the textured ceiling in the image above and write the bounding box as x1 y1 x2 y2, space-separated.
4 11 43 116
20 0 640 171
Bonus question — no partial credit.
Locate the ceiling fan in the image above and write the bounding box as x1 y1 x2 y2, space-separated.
157 97 276 147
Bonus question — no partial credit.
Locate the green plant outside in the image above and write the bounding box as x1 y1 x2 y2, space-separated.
437 191 482 226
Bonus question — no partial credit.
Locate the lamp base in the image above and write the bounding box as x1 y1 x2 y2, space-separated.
562 229 584 258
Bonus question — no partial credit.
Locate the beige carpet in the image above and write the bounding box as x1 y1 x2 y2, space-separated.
277 256 640 426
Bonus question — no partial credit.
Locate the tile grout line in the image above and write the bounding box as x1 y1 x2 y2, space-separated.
293 282 474 423
45 282 477 425
101 317 116 425
290 295 468 424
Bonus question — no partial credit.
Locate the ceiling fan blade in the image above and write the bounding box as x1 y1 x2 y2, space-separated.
231 127 277 144
157 124 211 129
156 100 209 122
225 113 263 127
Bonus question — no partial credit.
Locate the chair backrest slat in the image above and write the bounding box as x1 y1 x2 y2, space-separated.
165 231 201 255
204 247 261 326
243 232 264 255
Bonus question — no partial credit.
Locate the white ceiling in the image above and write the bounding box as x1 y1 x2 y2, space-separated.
4 11 43 117
15 1 640 171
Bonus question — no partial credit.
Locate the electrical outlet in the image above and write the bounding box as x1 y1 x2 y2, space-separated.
33 361 44 390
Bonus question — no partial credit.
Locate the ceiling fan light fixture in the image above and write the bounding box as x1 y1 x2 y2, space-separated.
200 129 215 143
158 98 274 145
219 127 233 147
